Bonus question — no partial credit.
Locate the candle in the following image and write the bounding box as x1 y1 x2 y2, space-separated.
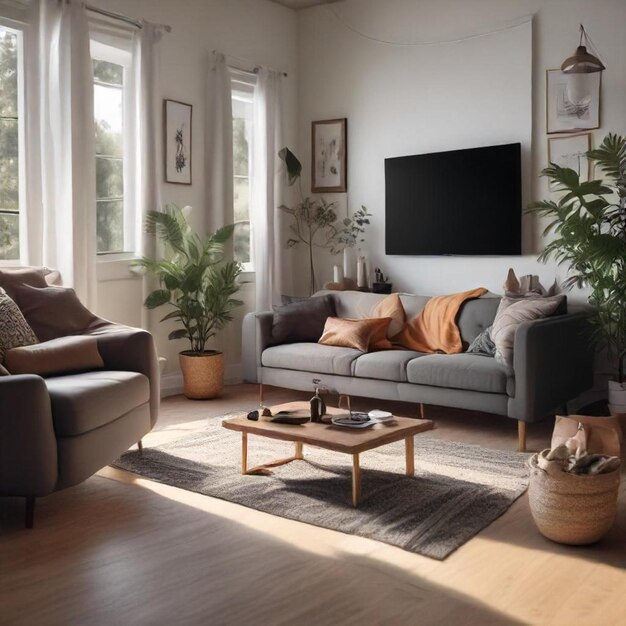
357 256 367 288
333 264 344 283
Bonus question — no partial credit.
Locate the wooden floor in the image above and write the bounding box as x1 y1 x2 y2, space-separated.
1 383 625 625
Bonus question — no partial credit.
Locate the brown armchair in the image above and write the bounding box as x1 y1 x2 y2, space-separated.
0 268 159 527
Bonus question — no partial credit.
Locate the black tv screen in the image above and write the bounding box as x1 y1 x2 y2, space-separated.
385 143 522 255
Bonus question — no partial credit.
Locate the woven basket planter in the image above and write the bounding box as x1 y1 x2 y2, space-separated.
528 456 621 545
179 351 224 400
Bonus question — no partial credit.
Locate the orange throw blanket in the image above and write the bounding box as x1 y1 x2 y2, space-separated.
393 288 487 354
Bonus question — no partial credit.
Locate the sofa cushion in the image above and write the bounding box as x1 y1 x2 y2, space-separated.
272 295 336 344
262 343 362 376
406 353 509 394
319 317 391 352
46 370 150 436
353 350 426 382
12 284 99 342
6 336 104 377
0 267 48 299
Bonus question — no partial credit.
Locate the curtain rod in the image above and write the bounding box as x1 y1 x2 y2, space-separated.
85 5 172 33
214 50 288 77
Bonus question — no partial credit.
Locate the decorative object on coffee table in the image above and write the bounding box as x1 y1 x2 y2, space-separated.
309 378 326 422
133 205 243 399
311 118 347 193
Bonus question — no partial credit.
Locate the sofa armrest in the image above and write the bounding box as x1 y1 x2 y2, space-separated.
0 375 58 496
242 312 274 383
88 325 160 426
508 312 594 423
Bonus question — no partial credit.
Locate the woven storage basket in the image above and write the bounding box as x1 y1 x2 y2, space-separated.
179 351 224 400
528 456 621 545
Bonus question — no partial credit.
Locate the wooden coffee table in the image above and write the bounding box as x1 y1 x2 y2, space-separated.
222 402 434 507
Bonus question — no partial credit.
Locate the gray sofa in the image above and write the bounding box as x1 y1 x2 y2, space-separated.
242 290 594 450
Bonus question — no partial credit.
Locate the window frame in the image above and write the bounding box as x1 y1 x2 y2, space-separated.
90 39 136 262
0 18 25 266
230 69 255 273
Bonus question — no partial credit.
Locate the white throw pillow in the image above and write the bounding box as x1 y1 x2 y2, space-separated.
491 295 564 373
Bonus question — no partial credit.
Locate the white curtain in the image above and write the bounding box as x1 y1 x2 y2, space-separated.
252 67 284 311
24 0 97 308
205 52 233 233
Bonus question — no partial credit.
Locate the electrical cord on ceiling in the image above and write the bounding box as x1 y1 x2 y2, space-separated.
325 5 533 47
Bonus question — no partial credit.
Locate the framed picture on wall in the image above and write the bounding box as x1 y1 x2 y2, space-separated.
164 99 192 184
311 118 347 193
547 133 592 186
546 69 601 134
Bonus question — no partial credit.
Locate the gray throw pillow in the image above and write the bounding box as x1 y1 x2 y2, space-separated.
467 325 496 356
272 295 336 344
0 288 38 362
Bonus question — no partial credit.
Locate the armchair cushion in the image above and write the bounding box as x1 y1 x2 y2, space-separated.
5 336 104 377
12 284 100 342
0 267 47 299
46 370 150 436
0 289 38 361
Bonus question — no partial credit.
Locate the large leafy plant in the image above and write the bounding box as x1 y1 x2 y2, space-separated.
133 206 243 354
529 133 626 381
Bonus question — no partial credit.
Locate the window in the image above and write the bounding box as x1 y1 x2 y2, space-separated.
0 26 21 261
231 72 254 270
93 58 126 254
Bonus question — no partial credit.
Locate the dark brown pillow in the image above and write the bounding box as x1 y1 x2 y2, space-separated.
0 267 47 299
5 336 104 377
12 285 99 342
272 295 336 344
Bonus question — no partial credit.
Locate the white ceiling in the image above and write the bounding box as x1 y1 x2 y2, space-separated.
269 0 342 9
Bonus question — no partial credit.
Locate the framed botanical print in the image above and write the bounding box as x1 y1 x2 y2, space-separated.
546 69 601 134
548 133 592 184
164 99 192 184
311 118 347 193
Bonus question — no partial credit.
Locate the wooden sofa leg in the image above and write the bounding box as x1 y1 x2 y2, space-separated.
259 383 264 405
25 496 35 529
137 440 143 455
420 403 426 419
518 421 527 452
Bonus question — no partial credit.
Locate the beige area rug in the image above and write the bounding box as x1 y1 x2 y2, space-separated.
114 417 529 559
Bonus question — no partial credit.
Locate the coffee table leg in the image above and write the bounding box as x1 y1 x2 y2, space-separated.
295 441 303 460
405 435 415 476
241 432 248 475
352 453 361 507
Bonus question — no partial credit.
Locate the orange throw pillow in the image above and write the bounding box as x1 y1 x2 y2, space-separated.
319 317 392 352
371 293 406 338
393 288 487 354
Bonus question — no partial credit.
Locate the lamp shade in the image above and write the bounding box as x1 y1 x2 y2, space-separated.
561 45 606 74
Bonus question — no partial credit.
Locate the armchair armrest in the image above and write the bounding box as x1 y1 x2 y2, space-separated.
0 375 57 496
88 325 160 426
508 312 594 423
242 312 274 383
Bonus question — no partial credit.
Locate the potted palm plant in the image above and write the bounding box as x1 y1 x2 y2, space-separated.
529 133 626 414
133 205 243 399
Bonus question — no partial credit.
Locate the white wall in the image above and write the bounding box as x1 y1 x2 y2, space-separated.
296 0 626 299
89 0 298 386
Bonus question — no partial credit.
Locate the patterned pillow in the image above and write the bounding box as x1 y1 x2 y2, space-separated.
0 288 38 362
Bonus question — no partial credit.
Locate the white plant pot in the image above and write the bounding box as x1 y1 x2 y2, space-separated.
608 380 626 416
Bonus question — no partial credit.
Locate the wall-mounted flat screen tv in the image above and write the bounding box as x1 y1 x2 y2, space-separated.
385 143 522 255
